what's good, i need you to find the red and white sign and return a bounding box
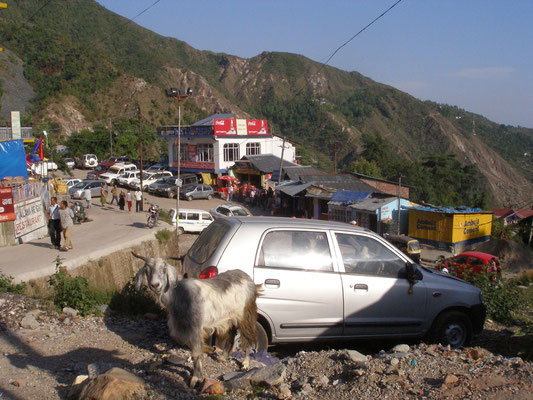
[214,119,269,136]
[187,145,197,161]
[173,160,216,170]
[14,197,45,238]
[0,187,15,222]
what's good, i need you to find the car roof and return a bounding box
[456,251,498,261]
[222,216,371,232]
[179,209,210,213]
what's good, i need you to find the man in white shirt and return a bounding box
[47,197,61,249]
[84,188,92,209]
[134,189,143,212]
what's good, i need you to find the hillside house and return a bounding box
[157,114,296,177]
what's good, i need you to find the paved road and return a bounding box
[0,168,239,283]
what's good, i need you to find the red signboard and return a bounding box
[213,119,268,136]
[187,145,197,161]
[246,119,268,135]
[173,161,216,170]
[0,187,15,222]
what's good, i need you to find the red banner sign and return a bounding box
[213,119,268,136]
[0,187,15,222]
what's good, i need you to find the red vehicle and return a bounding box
[438,251,502,281]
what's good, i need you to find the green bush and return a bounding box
[48,257,97,316]
[0,272,26,294]
[108,279,163,316]
[155,228,172,243]
[158,209,172,225]
[472,274,525,324]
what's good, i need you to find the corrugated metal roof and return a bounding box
[278,182,314,196]
[329,191,372,206]
[348,196,397,212]
[283,166,326,181]
[239,154,298,173]
[192,113,236,126]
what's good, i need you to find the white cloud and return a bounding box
[451,67,515,79]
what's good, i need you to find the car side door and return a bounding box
[333,232,427,337]
[253,229,343,340]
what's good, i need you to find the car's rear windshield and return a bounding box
[188,220,230,264]
[72,182,86,188]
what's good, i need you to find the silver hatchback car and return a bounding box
[183,217,486,350]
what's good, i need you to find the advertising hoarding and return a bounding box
[0,187,15,222]
[214,119,268,136]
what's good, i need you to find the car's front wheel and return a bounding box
[206,194,213,200]
[167,191,175,199]
[429,310,472,349]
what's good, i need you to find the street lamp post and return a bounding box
[165,88,192,235]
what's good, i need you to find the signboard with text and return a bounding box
[0,187,15,222]
[172,160,215,170]
[213,119,269,136]
[14,197,45,238]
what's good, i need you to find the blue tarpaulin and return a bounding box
[0,140,29,180]
[330,191,372,206]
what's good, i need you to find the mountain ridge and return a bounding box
[0,0,532,207]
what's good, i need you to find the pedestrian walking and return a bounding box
[227,185,233,202]
[126,190,132,212]
[100,184,107,207]
[58,200,74,251]
[83,187,91,209]
[134,188,143,212]
[47,197,61,249]
[110,185,118,205]
[119,190,125,211]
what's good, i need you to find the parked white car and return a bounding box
[129,171,173,190]
[64,178,82,189]
[169,208,214,234]
[99,163,137,185]
[117,170,141,187]
[78,154,98,169]
[64,158,76,169]
[210,204,250,219]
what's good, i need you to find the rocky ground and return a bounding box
[1,292,532,400]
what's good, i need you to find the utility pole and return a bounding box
[109,118,113,156]
[277,136,286,184]
[0,3,6,53]
[137,105,144,212]
[397,175,402,235]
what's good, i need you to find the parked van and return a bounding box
[169,208,214,234]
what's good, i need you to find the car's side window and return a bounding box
[189,213,200,221]
[453,256,468,265]
[202,213,213,221]
[257,230,332,271]
[335,233,405,278]
[218,207,230,216]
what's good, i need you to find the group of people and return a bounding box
[47,196,75,251]
[226,183,275,210]
[98,184,143,212]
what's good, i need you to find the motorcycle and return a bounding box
[71,201,86,224]
[147,204,159,228]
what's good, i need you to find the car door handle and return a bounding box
[350,283,368,291]
[265,279,280,288]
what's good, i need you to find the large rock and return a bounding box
[78,367,145,400]
[343,349,368,363]
[20,314,39,329]
[225,361,287,391]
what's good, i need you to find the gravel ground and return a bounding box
[1,292,532,400]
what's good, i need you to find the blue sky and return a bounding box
[96,0,533,128]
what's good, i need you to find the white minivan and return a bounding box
[169,208,214,234]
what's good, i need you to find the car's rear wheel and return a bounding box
[429,310,472,349]
[177,227,185,235]
[207,194,213,200]
[233,321,269,352]
[168,191,175,199]
[186,195,192,201]
[111,179,117,186]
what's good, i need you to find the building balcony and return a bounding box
[0,127,35,142]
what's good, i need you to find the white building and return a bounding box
[158,114,296,175]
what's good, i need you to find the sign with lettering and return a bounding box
[14,197,45,238]
[173,160,216,170]
[213,119,269,136]
[0,187,15,222]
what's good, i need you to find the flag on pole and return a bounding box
[38,135,44,160]
[31,136,41,154]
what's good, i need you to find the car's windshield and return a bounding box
[94,165,106,172]
[188,221,230,264]
[108,167,120,173]
[72,182,86,188]
[232,208,248,216]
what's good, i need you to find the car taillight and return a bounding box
[199,266,218,279]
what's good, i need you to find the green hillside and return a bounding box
[1,0,532,207]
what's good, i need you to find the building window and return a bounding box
[246,142,261,155]
[197,143,214,162]
[173,143,188,161]
[328,206,350,223]
[223,143,240,162]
